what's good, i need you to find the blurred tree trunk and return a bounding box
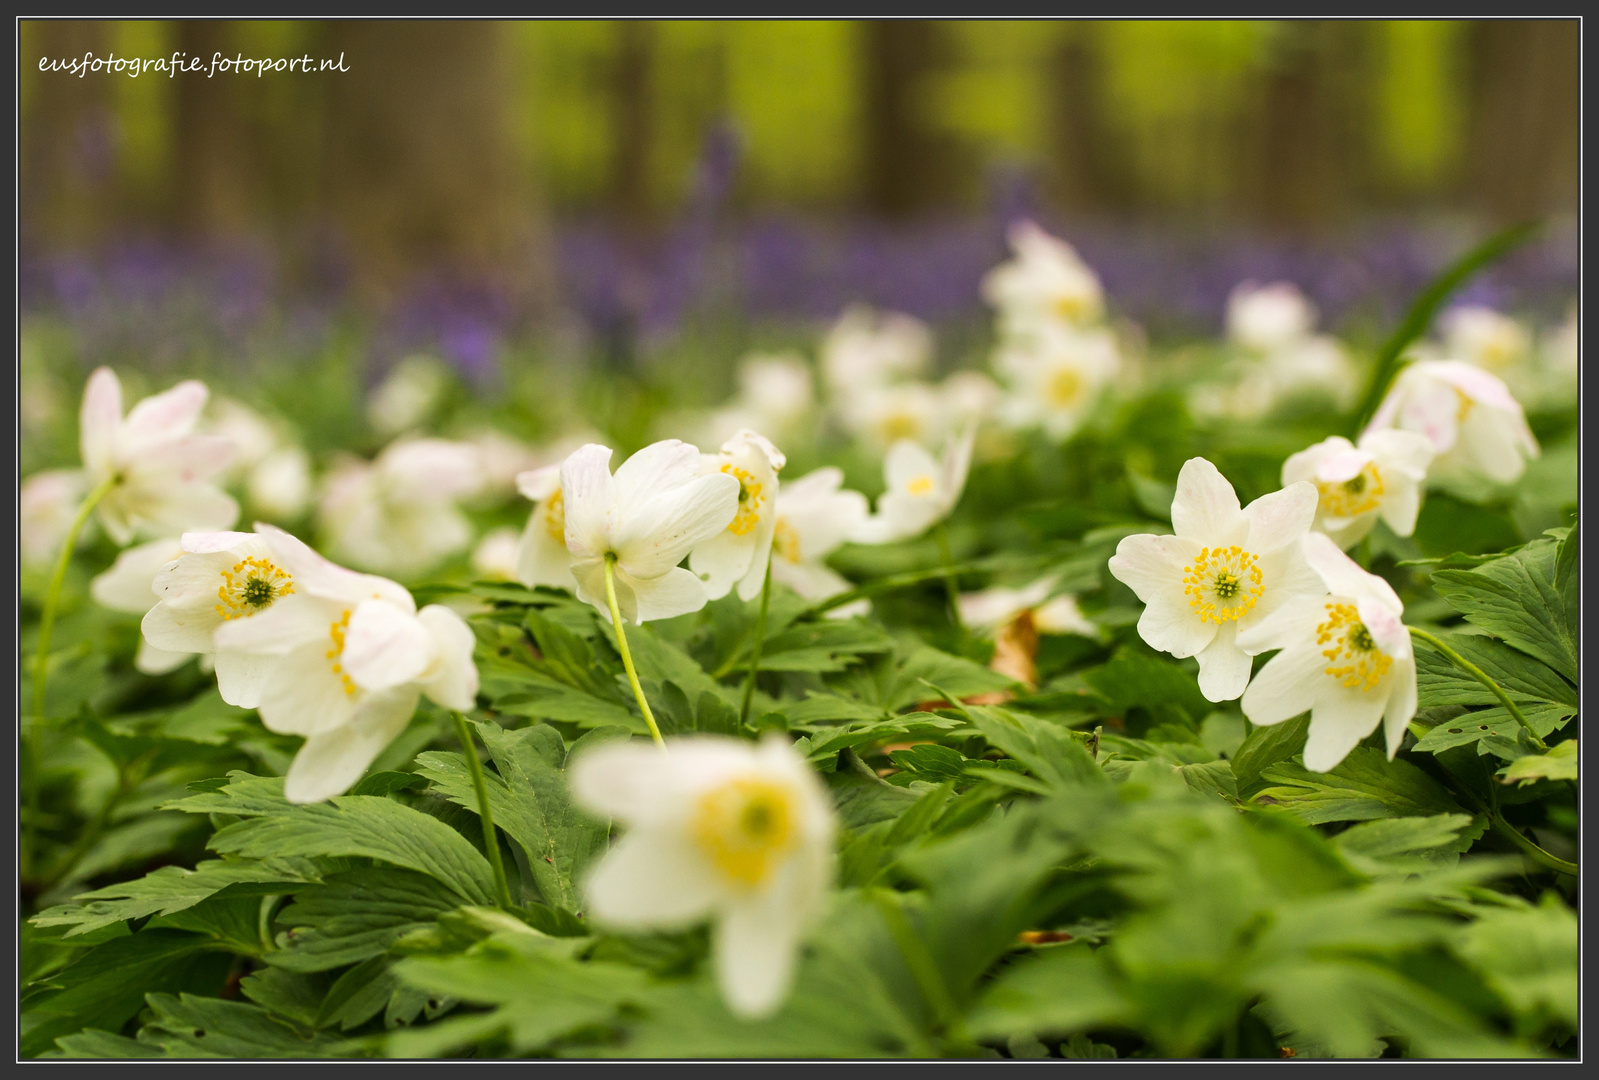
[1047,22,1136,217]
[20,20,119,248]
[860,20,959,217]
[171,21,257,242]
[611,20,657,227]
[1465,19,1579,222]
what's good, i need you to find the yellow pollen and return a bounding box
[543,488,567,544]
[1455,389,1476,423]
[1316,602,1391,692]
[721,464,766,536]
[880,413,921,442]
[1181,545,1266,624]
[692,776,797,888]
[772,518,802,563]
[213,556,293,622]
[1053,293,1089,321]
[326,609,356,696]
[1316,462,1385,518]
[1046,366,1085,407]
[907,475,935,496]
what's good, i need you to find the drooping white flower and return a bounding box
[766,467,870,606]
[471,527,522,582]
[1365,359,1540,484]
[367,355,450,437]
[835,380,946,450]
[20,469,92,568]
[1107,458,1323,702]
[981,220,1105,335]
[559,441,740,624]
[1239,532,1416,772]
[318,437,483,577]
[994,324,1121,441]
[1441,306,1532,374]
[211,526,478,803]
[570,734,836,1020]
[820,305,932,396]
[958,577,1098,639]
[690,431,787,602]
[248,446,314,521]
[1281,430,1436,549]
[1226,281,1317,353]
[513,465,574,590]
[91,537,193,675]
[851,424,977,545]
[77,367,240,545]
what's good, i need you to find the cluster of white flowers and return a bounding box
[1191,281,1358,422]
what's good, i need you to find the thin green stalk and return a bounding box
[603,555,666,748]
[25,472,117,879]
[933,521,964,635]
[1408,627,1547,750]
[739,559,774,727]
[871,888,959,1031]
[1487,809,1577,877]
[453,712,516,910]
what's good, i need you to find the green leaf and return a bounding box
[1414,633,1576,708]
[1332,814,1484,874]
[1080,647,1210,724]
[757,618,895,673]
[239,966,332,1031]
[1431,536,1578,683]
[1411,494,1523,559]
[967,707,1105,793]
[1497,740,1577,786]
[1226,714,1311,794]
[1454,894,1577,1037]
[1411,703,1574,757]
[136,992,344,1057]
[1253,748,1461,823]
[271,868,463,973]
[45,1029,165,1058]
[966,947,1126,1041]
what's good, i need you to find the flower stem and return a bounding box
[1407,626,1547,751]
[453,712,516,910]
[1487,808,1577,877]
[603,556,666,748]
[739,560,774,727]
[25,472,117,880]
[933,521,965,636]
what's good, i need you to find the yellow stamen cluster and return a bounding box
[1046,366,1085,407]
[880,413,922,442]
[1182,546,1265,624]
[214,556,293,621]
[1317,602,1391,692]
[692,776,797,888]
[1455,389,1476,423]
[721,464,766,536]
[906,474,935,496]
[1053,293,1089,321]
[1316,463,1385,518]
[543,488,567,544]
[326,609,356,696]
[772,518,802,563]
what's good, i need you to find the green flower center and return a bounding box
[1212,571,1241,600]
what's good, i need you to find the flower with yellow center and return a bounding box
[691,431,787,603]
[820,304,933,397]
[1281,431,1434,550]
[764,467,871,614]
[851,424,977,545]
[1107,458,1323,702]
[1240,532,1415,773]
[570,734,836,1020]
[512,465,577,590]
[980,220,1105,335]
[993,323,1120,441]
[1366,359,1539,484]
[836,381,944,451]
[1442,305,1531,373]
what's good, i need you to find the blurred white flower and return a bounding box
[994,324,1120,440]
[1365,359,1539,484]
[208,399,280,474]
[1541,309,1578,383]
[735,353,816,437]
[91,537,193,675]
[836,380,945,451]
[1441,306,1532,373]
[939,370,1003,428]
[571,734,835,1020]
[212,526,477,803]
[248,446,314,521]
[1282,431,1435,550]
[821,305,932,396]
[1259,335,1359,407]
[981,220,1105,335]
[690,431,787,603]
[958,578,1098,639]
[1226,281,1317,353]
[467,429,544,497]
[851,424,976,545]
[1239,532,1416,773]
[20,469,92,568]
[513,465,574,591]
[78,367,239,545]
[559,441,739,625]
[767,467,869,605]
[367,355,449,437]
[318,437,483,577]
[471,527,522,582]
[1107,458,1322,702]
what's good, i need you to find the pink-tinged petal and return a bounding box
[1106,533,1196,603]
[582,827,722,928]
[256,639,358,737]
[1303,681,1387,772]
[1428,360,1520,411]
[1381,657,1417,759]
[612,439,704,510]
[213,648,275,710]
[1195,624,1251,702]
[124,434,238,484]
[627,565,712,624]
[180,530,257,554]
[79,367,123,474]
[129,482,241,540]
[1136,598,1215,659]
[120,379,209,452]
[1240,644,1323,726]
[214,594,338,656]
[560,444,618,559]
[1313,447,1370,485]
[416,605,479,711]
[1396,380,1461,453]
[341,600,434,691]
[283,687,418,803]
[515,464,561,502]
[1357,596,1408,655]
[1243,482,1318,555]
[1301,532,1389,607]
[615,472,740,579]
[1170,458,1246,545]
[1281,437,1346,488]
[715,883,808,1019]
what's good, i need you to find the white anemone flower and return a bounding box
[736,353,816,438]
[20,469,92,568]
[767,467,870,605]
[958,578,1098,639]
[1281,431,1436,550]
[248,446,314,521]
[981,220,1105,334]
[91,537,193,675]
[939,370,1003,428]
[211,526,478,803]
[836,380,945,450]
[513,464,574,590]
[1107,458,1323,702]
[1440,306,1532,374]
[559,441,740,624]
[1226,281,1317,353]
[851,424,977,545]
[1239,532,1416,772]
[820,305,933,396]
[471,527,522,582]
[367,355,449,437]
[78,367,240,545]
[690,431,787,602]
[994,324,1120,440]
[318,437,483,577]
[570,734,836,1020]
[1365,359,1539,484]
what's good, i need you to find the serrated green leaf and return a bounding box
[1411,703,1574,756]
[136,992,344,1057]
[271,869,463,973]
[1414,633,1576,708]
[1497,740,1577,786]
[1431,537,1577,683]
[966,947,1125,1041]
[967,706,1105,793]
[1253,748,1460,823]
[45,1029,165,1058]
[1332,814,1483,874]
[1081,647,1210,723]
[1454,894,1577,1038]
[1230,715,1312,794]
